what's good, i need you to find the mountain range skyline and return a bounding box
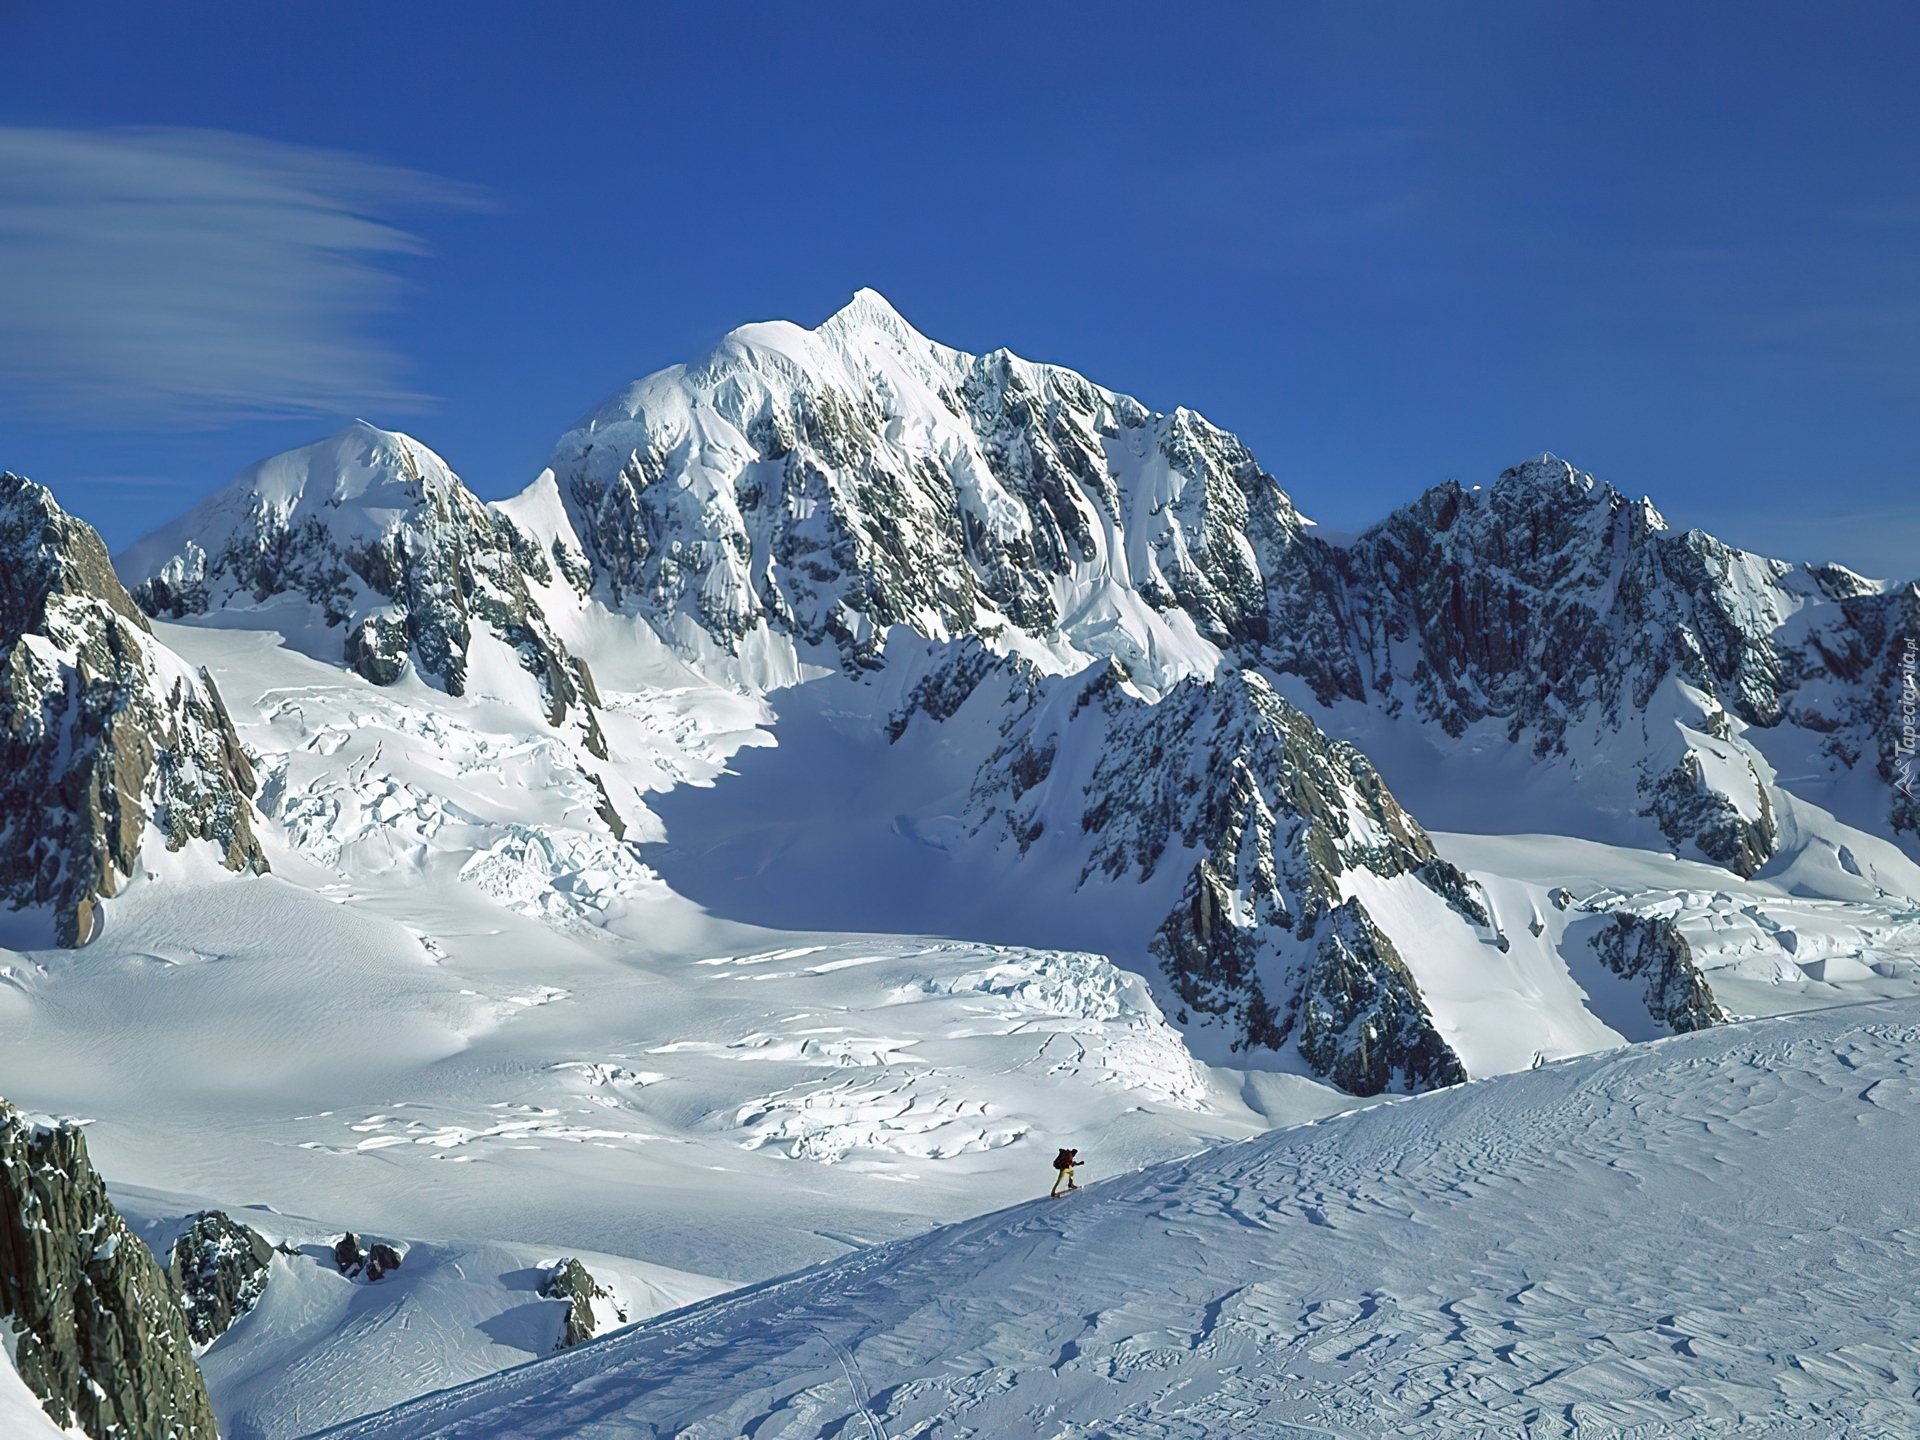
[3,4,1916,577]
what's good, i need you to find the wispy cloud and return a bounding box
[0,127,488,426]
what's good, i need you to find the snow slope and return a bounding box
[0,608,1330,1435]
[0,1359,78,1440]
[108,1186,723,1440]
[645,664,1920,1063]
[332,999,1920,1439]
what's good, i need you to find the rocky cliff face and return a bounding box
[1780,578,1920,838]
[0,473,266,946]
[118,422,606,749]
[1588,913,1727,1033]
[0,1100,218,1439]
[958,658,1480,1094]
[1309,456,1817,872]
[539,1258,626,1351]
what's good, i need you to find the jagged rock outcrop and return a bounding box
[539,1257,625,1350]
[1590,912,1728,1033]
[0,1100,218,1439]
[331,1232,403,1281]
[963,660,1476,1093]
[1294,901,1466,1094]
[1330,459,1790,742]
[1318,456,1810,870]
[1788,578,1920,837]
[117,423,607,751]
[1288,455,1920,867]
[167,1210,273,1345]
[0,473,266,946]
[885,637,1039,742]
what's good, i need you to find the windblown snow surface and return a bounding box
[330,1000,1920,1439]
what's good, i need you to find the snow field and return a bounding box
[0,1357,81,1440]
[330,1000,1920,1439]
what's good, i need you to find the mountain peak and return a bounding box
[236,420,453,515]
[115,423,463,586]
[1496,453,1595,498]
[827,286,916,334]
[0,470,152,639]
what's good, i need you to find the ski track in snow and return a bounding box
[332,1002,1920,1439]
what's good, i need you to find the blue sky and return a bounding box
[0,2,1915,573]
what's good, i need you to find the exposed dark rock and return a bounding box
[366,1243,403,1281]
[1791,581,1920,839]
[1641,744,1776,877]
[331,1232,403,1282]
[1415,856,1505,946]
[885,638,1036,742]
[344,611,411,686]
[1295,901,1469,1095]
[0,473,266,947]
[1590,912,1728,1033]
[167,1209,274,1345]
[539,1257,624,1350]
[0,1099,218,1439]
[972,664,1470,1092]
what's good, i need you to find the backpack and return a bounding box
[1053,1149,1076,1170]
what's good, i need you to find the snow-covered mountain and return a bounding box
[118,421,608,756]
[527,287,1291,690]
[510,296,1919,879]
[1311,454,1920,874]
[107,293,1920,1085]
[5,288,1920,1437]
[112,298,1920,886]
